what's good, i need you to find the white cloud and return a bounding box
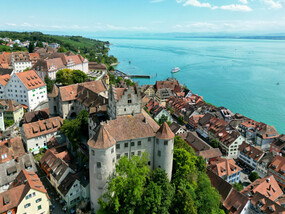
[263,0,282,8]
[177,0,212,8]
[239,0,248,4]
[219,4,252,11]
[150,0,164,3]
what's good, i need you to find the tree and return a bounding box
[56,69,73,86]
[174,136,196,155]
[210,139,219,148]
[108,65,114,71]
[58,46,67,53]
[158,114,169,125]
[28,42,34,53]
[71,70,87,84]
[37,41,44,48]
[233,181,244,191]
[4,119,14,128]
[178,115,184,123]
[45,75,53,93]
[98,153,150,213]
[249,171,259,182]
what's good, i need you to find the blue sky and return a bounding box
[1,0,285,35]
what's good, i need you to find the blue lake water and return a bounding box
[97,37,285,133]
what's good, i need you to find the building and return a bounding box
[255,124,279,150]
[155,88,173,107]
[238,142,264,170]
[241,175,283,201]
[0,137,25,164]
[155,79,180,92]
[141,85,155,97]
[0,99,24,123]
[197,148,222,164]
[207,157,242,184]
[23,108,49,124]
[48,43,60,48]
[0,170,50,214]
[4,70,47,110]
[169,122,185,135]
[145,99,172,124]
[218,130,244,158]
[268,155,285,191]
[88,62,107,73]
[88,84,175,212]
[21,117,63,154]
[196,113,214,138]
[188,114,204,130]
[0,74,11,99]
[48,80,107,119]
[256,152,275,178]
[11,52,32,73]
[207,169,250,214]
[270,134,285,156]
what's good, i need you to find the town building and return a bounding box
[0,170,50,214]
[188,114,204,130]
[256,152,275,178]
[238,142,264,170]
[88,84,175,212]
[141,85,155,97]
[268,155,285,191]
[241,175,283,201]
[196,113,214,138]
[88,62,107,73]
[207,157,242,184]
[169,122,185,135]
[23,108,49,124]
[11,52,32,73]
[255,124,279,150]
[145,99,172,124]
[0,99,24,123]
[4,70,47,110]
[0,74,11,99]
[21,117,63,154]
[155,88,173,107]
[250,192,285,213]
[218,130,244,158]
[270,134,285,156]
[48,80,107,119]
[155,79,180,92]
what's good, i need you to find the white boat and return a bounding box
[171,67,180,73]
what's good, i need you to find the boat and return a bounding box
[277,82,280,85]
[171,67,180,73]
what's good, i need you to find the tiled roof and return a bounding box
[271,134,285,150]
[238,142,264,162]
[155,79,179,91]
[22,116,63,139]
[184,132,211,151]
[88,124,116,149]
[156,122,175,140]
[89,62,107,70]
[0,74,11,86]
[268,155,285,178]
[169,122,182,134]
[23,108,49,124]
[241,175,283,201]
[0,99,22,112]
[251,192,285,214]
[16,70,45,90]
[12,52,31,62]
[0,137,25,164]
[47,84,59,98]
[208,157,242,177]
[197,148,222,160]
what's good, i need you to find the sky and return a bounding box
[1,0,285,36]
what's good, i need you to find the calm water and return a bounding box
[98,37,285,133]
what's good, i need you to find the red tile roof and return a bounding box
[208,157,242,177]
[0,137,25,164]
[156,122,175,140]
[238,142,264,162]
[88,124,116,149]
[0,74,11,86]
[16,70,45,90]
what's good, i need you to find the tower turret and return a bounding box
[155,122,175,181]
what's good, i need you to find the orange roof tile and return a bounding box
[0,74,11,86]
[16,70,45,90]
[156,122,175,140]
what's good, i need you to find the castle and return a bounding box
[88,85,175,212]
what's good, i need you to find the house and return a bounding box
[0,170,50,214]
[155,88,173,107]
[207,117,228,141]
[48,43,60,48]
[241,175,283,201]
[0,112,4,131]
[197,148,222,164]
[23,108,49,124]
[196,113,214,138]
[29,53,40,65]
[21,117,63,154]
[255,123,279,150]
[88,84,175,212]
[0,74,11,99]
[250,192,285,213]
[182,132,212,152]
[88,62,107,73]
[207,157,242,184]
[218,130,244,158]
[169,122,185,135]
[48,80,108,119]
[238,142,264,170]
[256,152,275,178]
[0,137,25,164]
[268,155,285,191]
[155,79,180,92]
[58,171,90,209]
[145,99,172,124]
[270,134,285,156]
[11,52,32,73]
[4,70,47,110]
[207,169,250,214]
[141,85,155,97]
[220,107,234,122]
[188,114,204,130]
[0,153,37,193]
[0,99,24,123]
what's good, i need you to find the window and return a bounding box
[113,158,115,163]
[138,151,141,156]
[131,142,135,146]
[128,99,132,104]
[131,152,135,156]
[32,192,36,197]
[92,150,95,156]
[148,137,151,142]
[158,150,161,157]
[156,139,159,144]
[116,154,120,159]
[24,203,31,208]
[148,161,151,166]
[97,162,101,168]
[36,198,42,203]
[37,205,42,210]
[164,141,168,145]
[116,144,120,149]
[124,143,128,148]
[124,108,126,112]
[111,148,114,153]
[138,141,141,146]
[125,153,128,157]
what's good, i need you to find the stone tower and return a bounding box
[155,122,175,181]
[88,124,116,212]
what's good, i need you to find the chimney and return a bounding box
[267,178,270,183]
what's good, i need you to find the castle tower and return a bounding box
[88,124,116,212]
[155,122,175,181]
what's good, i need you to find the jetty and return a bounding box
[115,70,151,79]
[128,74,150,78]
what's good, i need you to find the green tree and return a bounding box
[233,181,244,191]
[37,41,44,48]
[28,42,34,53]
[174,136,196,155]
[56,69,73,86]
[210,139,219,148]
[71,70,87,84]
[4,119,14,128]
[44,75,54,93]
[249,171,259,182]
[57,46,67,53]
[98,153,150,213]
[142,181,162,214]
[108,65,114,71]
[178,115,184,123]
